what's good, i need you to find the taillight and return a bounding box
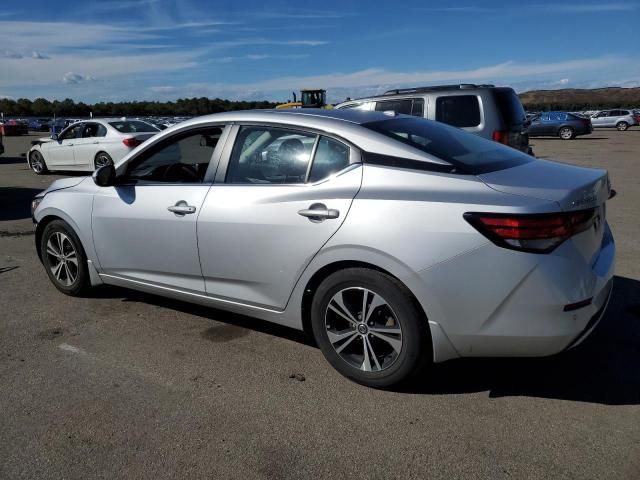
[492,130,509,144]
[464,209,596,253]
[122,137,142,148]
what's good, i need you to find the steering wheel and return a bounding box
[162,163,199,182]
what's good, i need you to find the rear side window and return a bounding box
[493,89,526,126]
[109,120,159,133]
[363,117,533,175]
[435,95,481,127]
[375,99,412,115]
[308,137,350,183]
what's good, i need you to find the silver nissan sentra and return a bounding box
[31,109,615,388]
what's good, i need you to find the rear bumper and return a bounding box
[415,222,616,359]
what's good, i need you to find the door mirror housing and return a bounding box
[92,164,117,187]
[50,133,59,141]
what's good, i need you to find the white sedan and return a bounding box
[27,119,159,174]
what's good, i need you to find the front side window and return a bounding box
[435,95,481,128]
[124,127,223,183]
[59,124,83,141]
[226,126,316,184]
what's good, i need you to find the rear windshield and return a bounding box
[493,89,526,126]
[363,116,533,174]
[108,120,159,133]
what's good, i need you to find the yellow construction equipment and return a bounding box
[276,89,332,109]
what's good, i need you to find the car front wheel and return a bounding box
[311,268,431,388]
[94,152,113,169]
[616,121,629,131]
[40,220,90,296]
[30,151,49,175]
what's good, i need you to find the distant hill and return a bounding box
[519,87,640,111]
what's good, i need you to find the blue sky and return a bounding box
[1,0,639,103]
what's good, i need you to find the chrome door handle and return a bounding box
[298,203,339,222]
[168,201,196,215]
[92,141,99,144]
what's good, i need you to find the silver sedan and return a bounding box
[31,109,615,388]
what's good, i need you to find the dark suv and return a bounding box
[334,84,531,154]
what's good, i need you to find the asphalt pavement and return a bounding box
[1,130,639,479]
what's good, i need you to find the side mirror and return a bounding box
[92,164,116,187]
[50,133,59,141]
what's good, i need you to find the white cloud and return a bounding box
[558,78,569,85]
[31,51,50,60]
[63,72,96,84]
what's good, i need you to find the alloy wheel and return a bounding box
[324,287,403,372]
[31,152,44,173]
[559,127,573,140]
[45,232,79,287]
[95,154,113,168]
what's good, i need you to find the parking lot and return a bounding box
[1,131,639,479]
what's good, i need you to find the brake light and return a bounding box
[492,130,509,144]
[122,137,142,148]
[464,209,596,253]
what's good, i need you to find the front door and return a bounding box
[92,126,228,293]
[197,125,362,310]
[46,123,82,167]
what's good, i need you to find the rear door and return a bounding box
[72,122,107,169]
[197,124,362,310]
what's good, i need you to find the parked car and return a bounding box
[528,112,593,140]
[28,118,52,132]
[31,109,615,388]
[27,119,160,174]
[590,109,637,131]
[335,84,532,154]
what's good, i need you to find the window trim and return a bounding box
[215,123,361,186]
[117,125,230,186]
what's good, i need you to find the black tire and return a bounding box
[94,152,113,169]
[40,220,90,296]
[616,121,629,131]
[558,126,575,140]
[29,150,49,175]
[311,268,431,388]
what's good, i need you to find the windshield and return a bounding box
[363,116,533,174]
[108,120,159,133]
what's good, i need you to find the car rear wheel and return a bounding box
[94,152,113,169]
[558,127,574,140]
[40,220,90,296]
[616,121,629,131]
[310,268,431,388]
[29,151,48,175]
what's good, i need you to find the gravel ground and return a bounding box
[1,130,639,479]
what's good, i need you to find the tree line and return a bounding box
[522,101,638,112]
[0,97,278,117]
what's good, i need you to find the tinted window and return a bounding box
[82,123,107,138]
[375,99,413,115]
[226,126,315,184]
[59,124,83,140]
[125,128,222,183]
[109,120,159,133]
[411,99,425,117]
[308,136,350,183]
[493,89,526,126]
[435,95,481,127]
[363,117,533,174]
[549,112,567,121]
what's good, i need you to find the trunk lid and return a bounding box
[477,159,609,212]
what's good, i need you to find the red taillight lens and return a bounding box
[492,130,508,144]
[464,209,596,253]
[122,137,142,148]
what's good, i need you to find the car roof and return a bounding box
[118,109,452,167]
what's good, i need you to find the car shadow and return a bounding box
[0,155,27,165]
[0,187,46,221]
[86,275,639,405]
[403,275,640,405]
[530,136,607,141]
